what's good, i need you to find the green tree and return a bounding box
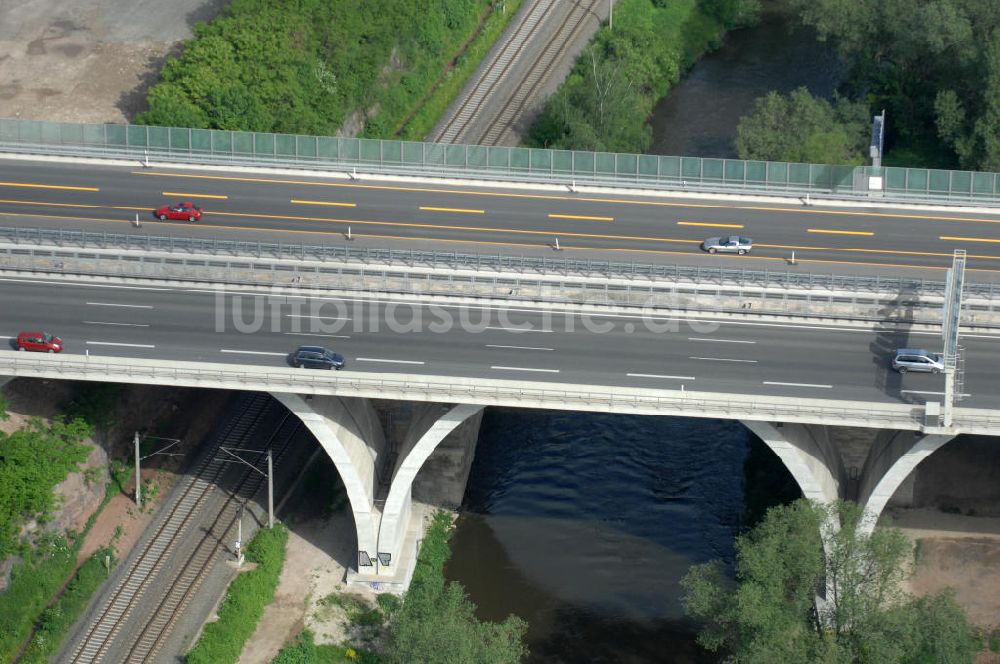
[735,87,868,164]
[385,512,528,664]
[681,499,980,664]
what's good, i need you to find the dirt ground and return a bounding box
[0,0,225,124]
[890,507,1000,630]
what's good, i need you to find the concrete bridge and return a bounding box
[2,352,995,588]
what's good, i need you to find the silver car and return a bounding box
[702,235,752,255]
[891,348,944,374]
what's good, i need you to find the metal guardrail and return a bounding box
[3,117,1000,206]
[0,241,983,325]
[0,355,940,431]
[0,225,983,296]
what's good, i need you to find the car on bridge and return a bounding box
[288,346,346,370]
[15,331,62,353]
[892,348,944,374]
[153,201,202,222]
[701,235,753,255]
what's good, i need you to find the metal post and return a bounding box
[609,0,613,29]
[134,432,141,508]
[267,449,274,529]
[236,506,244,566]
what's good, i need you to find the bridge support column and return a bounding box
[376,404,484,581]
[275,393,484,589]
[271,393,386,571]
[856,430,955,536]
[742,421,844,505]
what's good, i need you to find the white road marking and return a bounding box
[689,356,757,363]
[0,278,171,291]
[485,344,554,351]
[86,302,154,309]
[687,337,756,344]
[284,314,351,320]
[900,389,972,397]
[282,332,350,339]
[627,373,696,380]
[83,321,150,327]
[86,341,155,348]
[355,357,425,365]
[220,349,287,356]
[484,326,553,333]
[763,381,833,389]
[490,365,560,373]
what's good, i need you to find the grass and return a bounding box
[396,0,525,140]
[185,523,288,664]
[16,547,116,664]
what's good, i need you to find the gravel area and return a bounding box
[0,0,225,123]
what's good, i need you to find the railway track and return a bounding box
[431,0,604,146]
[64,394,297,664]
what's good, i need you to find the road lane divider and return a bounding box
[490,365,559,373]
[282,332,351,339]
[419,206,485,214]
[939,235,1000,244]
[291,199,357,207]
[86,341,155,348]
[689,356,757,363]
[808,229,874,236]
[83,321,150,327]
[220,349,287,356]
[626,373,696,380]
[87,302,154,309]
[484,326,553,333]
[677,221,744,228]
[762,381,833,389]
[355,357,425,365]
[163,192,228,199]
[687,337,756,344]
[548,213,613,222]
[0,181,99,191]
[485,344,554,351]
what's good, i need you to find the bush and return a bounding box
[0,417,92,558]
[527,0,737,153]
[384,511,528,664]
[186,523,289,664]
[63,383,123,432]
[137,0,504,140]
[0,535,79,663]
[17,547,116,664]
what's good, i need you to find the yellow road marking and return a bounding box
[11,209,1000,273]
[419,206,485,214]
[807,229,874,236]
[677,221,744,229]
[291,199,357,207]
[548,213,614,221]
[129,170,1000,225]
[162,192,228,200]
[939,235,1000,244]
[0,181,99,192]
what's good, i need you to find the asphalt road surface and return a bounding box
[2,159,1000,280]
[1,277,996,408]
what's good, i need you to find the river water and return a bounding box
[443,6,841,662]
[445,410,754,663]
[648,4,844,158]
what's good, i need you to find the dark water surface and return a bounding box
[445,409,751,663]
[648,5,844,158]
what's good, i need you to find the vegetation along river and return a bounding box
[648,3,844,158]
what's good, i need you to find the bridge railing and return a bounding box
[0,224,980,295]
[7,234,1000,326]
[2,118,1000,206]
[0,354,952,431]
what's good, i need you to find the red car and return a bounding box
[154,201,202,222]
[16,331,62,353]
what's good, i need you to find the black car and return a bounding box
[289,346,346,370]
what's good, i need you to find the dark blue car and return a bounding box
[289,346,346,370]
